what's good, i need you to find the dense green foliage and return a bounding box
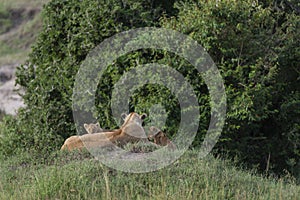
[161,0,300,177]
[0,151,299,199]
[0,0,299,180]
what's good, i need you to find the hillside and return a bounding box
[0,150,299,199]
[0,0,47,115]
[0,1,299,199]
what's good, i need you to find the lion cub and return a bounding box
[84,122,103,134]
[148,126,176,150]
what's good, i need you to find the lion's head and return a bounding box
[84,122,103,134]
[121,112,147,128]
[148,126,176,149]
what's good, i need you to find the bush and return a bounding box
[0,114,63,160]
[161,0,300,177]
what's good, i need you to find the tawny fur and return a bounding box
[84,122,103,134]
[84,122,117,134]
[148,126,177,150]
[61,112,147,151]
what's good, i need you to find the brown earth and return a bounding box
[0,64,24,115]
[0,1,46,116]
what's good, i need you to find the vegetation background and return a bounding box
[0,0,299,199]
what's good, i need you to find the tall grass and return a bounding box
[0,150,299,200]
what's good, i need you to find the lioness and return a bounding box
[61,112,147,151]
[148,126,177,150]
[105,112,148,145]
[60,122,105,151]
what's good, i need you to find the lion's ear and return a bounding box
[84,123,88,130]
[150,126,160,135]
[140,113,147,120]
[121,113,128,120]
[96,122,100,127]
[149,126,156,132]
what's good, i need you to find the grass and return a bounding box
[0,0,47,9]
[0,150,299,200]
[0,0,48,66]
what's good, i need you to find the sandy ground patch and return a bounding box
[0,64,24,115]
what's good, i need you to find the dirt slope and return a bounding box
[0,0,47,115]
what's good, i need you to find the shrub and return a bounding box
[161,0,300,176]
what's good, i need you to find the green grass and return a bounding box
[0,0,48,66]
[0,0,47,9]
[0,150,299,200]
[0,7,12,35]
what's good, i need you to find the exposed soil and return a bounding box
[0,64,24,115]
[0,5,43,116]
